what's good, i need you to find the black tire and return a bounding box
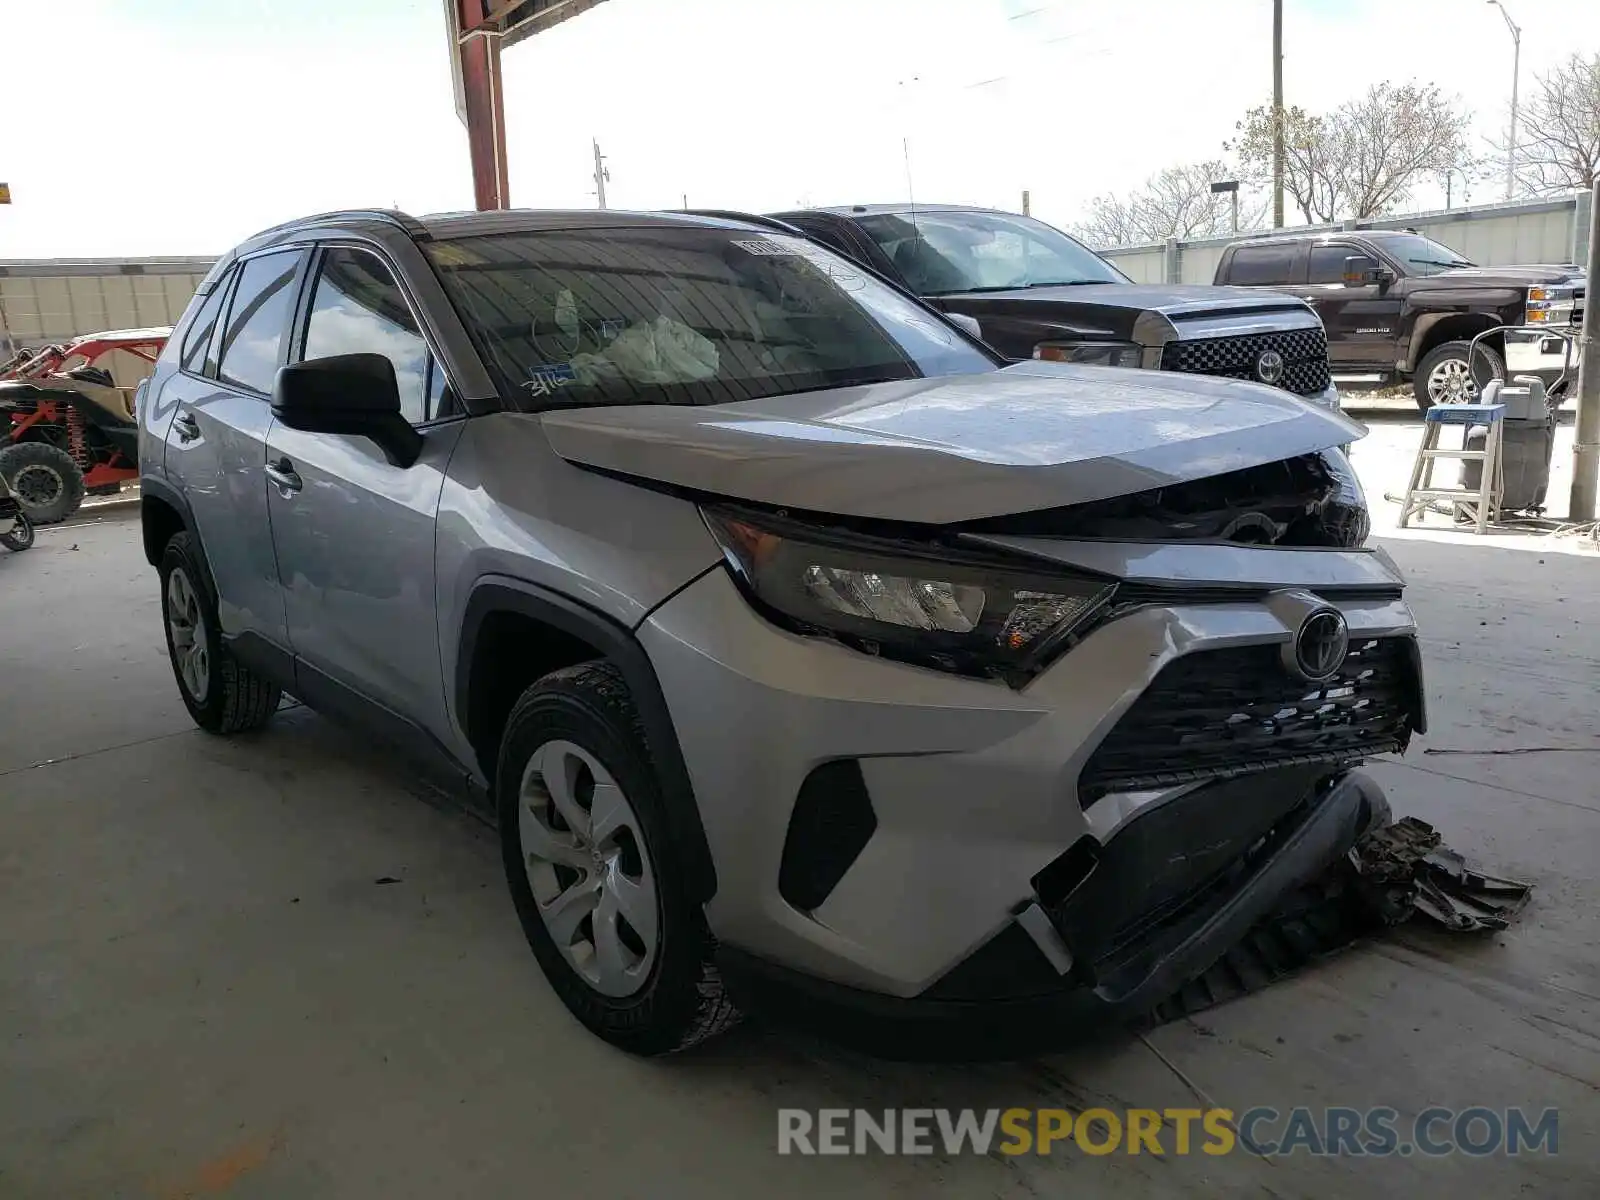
[1413,339,1504,413]
[158,531,281,734]
[497,661,739,1055]
[0,441,85,525]
[1,512,33,551]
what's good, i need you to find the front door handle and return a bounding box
[174,412,200,443]
[265,457,303,496]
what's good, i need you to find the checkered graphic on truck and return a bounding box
[1160,328,1332,397]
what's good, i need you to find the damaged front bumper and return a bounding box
[642,539,1424,1018]
[718,768,1392,1049]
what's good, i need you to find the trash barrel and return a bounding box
[1463,377,1557,513]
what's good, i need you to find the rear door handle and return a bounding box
[174,412,200,443]
[265,457,302,495]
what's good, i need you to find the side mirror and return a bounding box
[1343,257,1390,289]
[272,353,421,468]
[945,312,984,340]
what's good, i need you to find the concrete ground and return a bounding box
[2,421,1597,1198]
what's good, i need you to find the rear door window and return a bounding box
[1225,244,1301,286]
[216,250,306,394]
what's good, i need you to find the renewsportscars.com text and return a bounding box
[777,1106,1559,1158]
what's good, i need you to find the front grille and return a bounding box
[1161,327,1332,397]
[1078,637,1418,804]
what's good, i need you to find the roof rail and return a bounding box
[246,208,432,244]
[678,209,806,235]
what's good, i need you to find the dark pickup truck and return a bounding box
[724,204,1343,415]
[1212,229,1586,412]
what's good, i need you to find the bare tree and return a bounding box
[1487,52,1600,195]
[1072,160,1264,248]
[1232,83,1471,223]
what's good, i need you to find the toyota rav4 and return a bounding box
[139,208,1423,1055]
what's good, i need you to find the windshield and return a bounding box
[425,226,994,410]
[1373,233,1475,275]
[852,209,1128,295]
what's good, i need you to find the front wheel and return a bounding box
[1,512,33,551]
[497,661,739,1055]
[1414,340,1504,413]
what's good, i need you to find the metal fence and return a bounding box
[1099,192,1592,286]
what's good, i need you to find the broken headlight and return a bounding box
[703,508,1116,683]
[1318,446,1371,548]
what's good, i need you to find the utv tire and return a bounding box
[0,441,85,525]
[497,661,739,1055]
[1414,339,1504,413]
[158,531,281,734]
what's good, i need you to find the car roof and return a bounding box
[1231,229,1421,247]
[240,207,779,253]
[418,207,772,239]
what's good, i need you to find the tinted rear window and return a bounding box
[1225,244,1299,286]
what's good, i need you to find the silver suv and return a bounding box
[139,208,1424,1055]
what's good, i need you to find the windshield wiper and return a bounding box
[1414,258,1473,269]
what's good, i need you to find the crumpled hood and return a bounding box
[539,361,1362,524]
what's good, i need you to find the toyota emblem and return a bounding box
[1291,610,1350,682]
[1255,349,1286,386]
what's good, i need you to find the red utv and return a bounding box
[0,327,168,523]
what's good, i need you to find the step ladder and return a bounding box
[1398,403,1506,535]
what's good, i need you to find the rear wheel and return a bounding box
[0,441,85,525]
[1414,340,1504,413]
[159,531,281,733]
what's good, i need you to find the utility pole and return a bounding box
[1272,0,1284,228]
[1569,178,1600,521]
[1022,189,1031,216]
[591,138,609,210]
[1489,0,1521,200]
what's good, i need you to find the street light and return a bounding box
[1487,0,1521,201]
[1210,179,1240,233]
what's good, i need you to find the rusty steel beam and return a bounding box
[456,1,510,210]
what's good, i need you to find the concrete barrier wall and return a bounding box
[0,257,216,349]
[1,193,1588,346]
[1100,193,1590,286]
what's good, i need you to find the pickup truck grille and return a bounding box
[1078,636,1418,804]
[1161,328,1332,397]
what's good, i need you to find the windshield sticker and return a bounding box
[523,363,577,397]
[732,239,798,256]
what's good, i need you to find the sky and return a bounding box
[3,0,1598,259]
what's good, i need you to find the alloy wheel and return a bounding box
[1426,357,1476,405]
[166,566,211,702]
[518,738,660,998]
